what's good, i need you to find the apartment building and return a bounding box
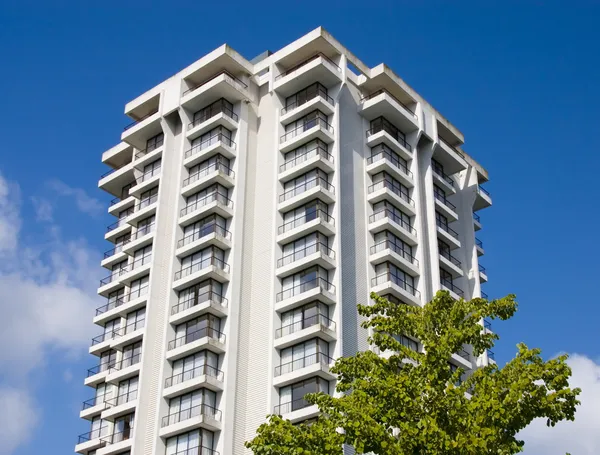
[75,27,493,455]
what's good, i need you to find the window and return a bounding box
[182,215,226,241]
[174,314,221,345]
[436,211,449,230]
[122,341,142,368]
[193,98,234,125]
[100,350,117,372]
[176,279,224,314]
[125,308,145,334]
[180,246,225,277]
[372,171,410,202]
[192,126,232,149]
[169,351,220,387]
[114,233,130,254]
[283,169,328,197]
[139,186,158,209]
[374,262,416,294]
[369,144,407,173]
[440,268,454,286]
[281,232,329,265]
[372,201,412,231]
[281,266,329,297]
[117,377,138,405]
[129,275,149,299]
[107,288,125,308]
[282,139,330,170]
[185,184,228,210]
[90,415,106,439]
[117,207,134,227]
[394,334,419,352]
[113,413,134,441]
[132,244,152,270]
[373,231,414,263]
[188,154,231,182]
[278,338,330,375]
[142,159,161,180]
[284,83,329,111]
[103,318,121,340]
[167,389,217,424]
[146,133,164,152]
[280,302,329,337]
[369,117,406,145]
[165,429,215,455]
[95,382,110,405]
[281,200,329,232]
[279,377,329,413]
[284,110,328,138]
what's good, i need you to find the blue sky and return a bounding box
[0,2,599,454]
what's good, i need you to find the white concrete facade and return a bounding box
[77,27,493,455]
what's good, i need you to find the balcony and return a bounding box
[98,268,128,296]
[105,354,142,384]
[439,249,463,277]
[118,254,152,285]
[487,349,496,363]
[102,390,138,421]
[89,330,118,356]
[280,88,335,125]
[74,427,108,454]
[84,362,113,387]
[431,167,456,195]
[170,291,228,325]
[181,163,235,197]
[371,273,421,306]
[273,352,335,387]
[122,107,162,150]
[183,134,236,168]
[367,179,416,216]
[366,145,413,188]
[475,238,484,256]
[98,428,134,455]
[159,404,222,438]
[369,240,419,277]
[451,348,473,369]
[276,242,336,277]
[368,209,418,246]
[274,53,342,96]
[278,177,335,212]
[176,225,232,259]
[473,212,482,231]
[441,279,464,300]
[187,103,239,142]
[435,137,467,174]
[436,222,461,249]
[166,328,226,361]
[101,244,128,269]
[366,119,412,160]
[179,192,234,226]
[133,137,164,168]
[129,166,161,198]
[274,314,336,349]
[80,395,110,420]
[474,185,492,211]
[277,209,335,244]
[108,182,136,216]
[105,218,132,242]
[434,193,458,222]
[359,89,419,133]
[99,162,135,198]
[172,256,230,291]
[122,224,155,256]
[279,118,335,153]
[94,286,148,325]
[181,71,251,112]
[163,364,224,399]
[479,264,488,283]
[275,277,336,313]
[274,397,320,423]
[279,144,334,182]
[111,319,145,350]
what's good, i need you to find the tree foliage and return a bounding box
[246,291,580,455]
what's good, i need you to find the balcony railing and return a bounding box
[274,396,315,415]
[436,221,459,239]
[87,360,115,378]
[171,291,228,316]
[77,427,108,444]
[177,225,231,249]
[479,264,486,274]
[99,268,128,286]
[475,238,483,248]
[110,353,142,372]
[481,291,489,299]
[91,330,118,346]
[109,182,136,206]
[106,218,129,233]
[124,109,158,131]
[105,390,138,407]
[487,349,495,360]
[457,348,470,361]
[477,185,490,197]
[180,192,233,218]
[129,223,155,242]
[439,137,465,159]
[484,319,492,331]
[361,88,416,118]
[184,71,247,97]
[280,145,333,173]
[441,279,464,297]
[434,192,457,211]
[280,118,334,143]
[95,286,149,316]
[473,212,481,222]
[183,162,235,187]
[275,52,340,81]
[184,134,236,160]
[282,88,334,115]
[278,209,334,235]
[174,256,230,280]
[279,177,334,202]
[371,273,420,297]
[128,254,152,272]
[369,209,416,237]
[164,364,224,388]
[366,124,412,152]
[432,166,454,187]
[370,240,418,266]
[275,352,333,376]
[275,313,335,338]
[135,166,161,185]
[439,248,461,267]
[82,393,111,410]
[188,103,238,130]
[277,242,335,268]
[100,428,134,445]
[136,193,159,211]
[103,243,127,259]
[367,146,412,179]
[368,179,414,207]
[171,447,219,455]
[161,404,222,427]
[276,277,335,302]
[113,318,145,337]
[168,327,225,350]
[135,137,164,159]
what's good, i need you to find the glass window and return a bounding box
[117,377,138,405]
[279,338,329,374]
[146,133,164,152]
[177,279,224,313]
[192,126,232,149]
[139,186,158,208]
[279,377,329,413]
[175,314,221,344]
[122,341,142,368]
[129,275,149,299]
[165,429,215,455]
[374,262,415,293]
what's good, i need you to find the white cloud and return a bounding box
[47,179,104,217]
[520,354,600,455]
[0,172,102,453]
[0,387,39,455]
[31,196,54,222]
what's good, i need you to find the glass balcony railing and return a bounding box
[370,240,418,266]
[274,352,333,376]
[95,286,149,316]
[171,291,228,316]
[280,118,334,143]
[164,364,223,388]
[441,279,464,297]
[368,179,414,207]
[183,162,234,187]
[277,242,335,268]
[174,256,230,281]
[278,209,334,235]
[275,313,335,338]
[161,404,221,427]
[279,177,334,202]
[276,277,335,302]
[168,327,225,350]
[371,273,420,297]
[184,134,236,160]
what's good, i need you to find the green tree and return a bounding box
[246,291,580,455]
